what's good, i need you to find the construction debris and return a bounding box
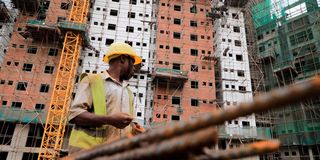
[62,77,320,160]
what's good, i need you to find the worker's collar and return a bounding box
[102,71,128,87]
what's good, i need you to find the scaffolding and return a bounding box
[0,1,10,23]
[58,21,90,46]
[245,9,266,97]
[0,0,319,159]
[209,1,267,149]
[253,0,320,91]
[11,0,39,13]
[224,0,249,7]
[25,20,61,43]
[0,106,46,123]
[251,0,320,158]
[152,68,188,81]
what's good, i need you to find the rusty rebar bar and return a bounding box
[66,77,320,160]
[193,140,280,160]
[95,127,217,160]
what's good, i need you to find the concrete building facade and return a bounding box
[0,0,18,64]
[0,0,154,158]
[0,0,294,159]
[211,2,264,159]
[151,0,216,127]
[0,0,70,159]
[77,0,154,125]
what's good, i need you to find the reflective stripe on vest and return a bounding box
[69,73,134,149]
[90,74,107,115]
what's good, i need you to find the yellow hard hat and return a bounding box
[103,42,142,65]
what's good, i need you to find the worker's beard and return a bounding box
[121,68,134,81]
[124,70,134,80]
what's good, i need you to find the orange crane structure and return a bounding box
[37,0,90,159]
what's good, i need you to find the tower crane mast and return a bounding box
[38,0,90,159]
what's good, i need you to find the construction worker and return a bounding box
[68,42,145,153]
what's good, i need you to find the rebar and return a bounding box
[95,127,217,160]
[65,77,320,160]
[193,140,280,160]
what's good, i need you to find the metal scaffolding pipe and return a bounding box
[96,127,217,160]
[193,140,280,160]
[65,77,320,160]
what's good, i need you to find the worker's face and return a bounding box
[121,56,135,80]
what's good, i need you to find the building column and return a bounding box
[7,124,29,160]
[309,147,314,160]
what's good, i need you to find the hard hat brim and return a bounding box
[104,52,142,65]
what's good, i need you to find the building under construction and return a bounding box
[78,0,154,127]
[252,0,320,159]
[0,0,154,158]
[0,0,17,64]
[0,0,70,159]
[151,0,216,127]
[0,0,319,159]
[212,0,265,156]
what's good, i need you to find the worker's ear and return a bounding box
[120,55,126,64]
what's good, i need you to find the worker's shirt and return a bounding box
[68,71,134,153]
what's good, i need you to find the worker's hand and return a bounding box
[108,113,133,129]
[131,122,146,135]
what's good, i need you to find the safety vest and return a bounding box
[69,73,133,149]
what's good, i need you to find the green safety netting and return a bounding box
[0,106,47,123]
[253,0,320,146]
[27,19,46,25]
[274,120,320,145]
[58,21,90,46]
[254,0,320,72]
[155,68,188,76]
[274,120,320,135]
[252,0,320,28]
[58,21,86,32]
